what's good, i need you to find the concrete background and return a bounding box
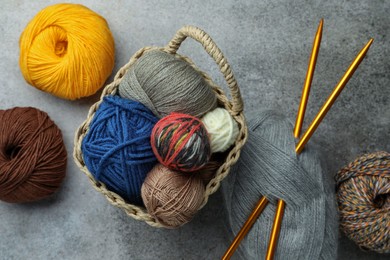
[0,0,389,259]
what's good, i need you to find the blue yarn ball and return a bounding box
[82,95,158,205]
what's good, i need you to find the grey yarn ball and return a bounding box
[222,111,338,260]
[118,50,217,118]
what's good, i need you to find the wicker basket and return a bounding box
[73,25,248,228]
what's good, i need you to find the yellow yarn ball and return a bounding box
[19,3,115,100]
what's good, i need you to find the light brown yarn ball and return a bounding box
[141,164,205,228]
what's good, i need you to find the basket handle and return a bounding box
[166,26,244,114]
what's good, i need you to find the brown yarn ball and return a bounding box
[336,151,390,253]
[194,160,223,185]
[0,107,67,203]
[141,164,205,228]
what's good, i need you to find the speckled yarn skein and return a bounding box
[151,113,211,172]
[222,111,338,260]
[141,164,205,228]
[0,107,67,203]
[336,151,390,253]
[118,50,217,118]
[19,3,115,100]
[81,95,158,205]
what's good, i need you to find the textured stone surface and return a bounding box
[0,0,389,259]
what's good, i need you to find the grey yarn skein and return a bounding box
[118,50,217,118]
[222,111,338,260]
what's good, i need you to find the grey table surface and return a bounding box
[0,0,389,259]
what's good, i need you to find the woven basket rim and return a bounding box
[73,26,248,228]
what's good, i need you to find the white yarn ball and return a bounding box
[201,108,239,153]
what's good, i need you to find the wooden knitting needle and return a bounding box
[266,200,286,260]
[222,196,269,260]
[294,19,323,138]
[296,38,373,154]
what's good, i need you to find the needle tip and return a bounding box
[318,19,324,32]
[362,38,374,54]
[293,128,300,139]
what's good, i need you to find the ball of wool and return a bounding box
[141,164,205,228]
[118,50,217,118]
[0,107,67,203]
[336,151,390,253]
[194,160,223,185]
[221,111,338,260]
[201,107,239,153]
[81,95,158,205]
[19,3,115,100]
[151,113,211,172]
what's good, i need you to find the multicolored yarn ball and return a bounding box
[151,113,211,172]
[19,3,115,100]
[141,164,205,228]
[336,151,390,253]
[201,107,239,153]
[0,107,67,203]
[81,95,158,205]
[118,50,217,118]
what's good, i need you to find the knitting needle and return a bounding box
[262,26,373,260]
[294,19,323,138]
[266,200,286,260]
[267,25,321,259]
[266,22,325,255]
[264,25,373,260]
[263,21,324,259]
[222,196,269,260]
[296,38,373,154]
